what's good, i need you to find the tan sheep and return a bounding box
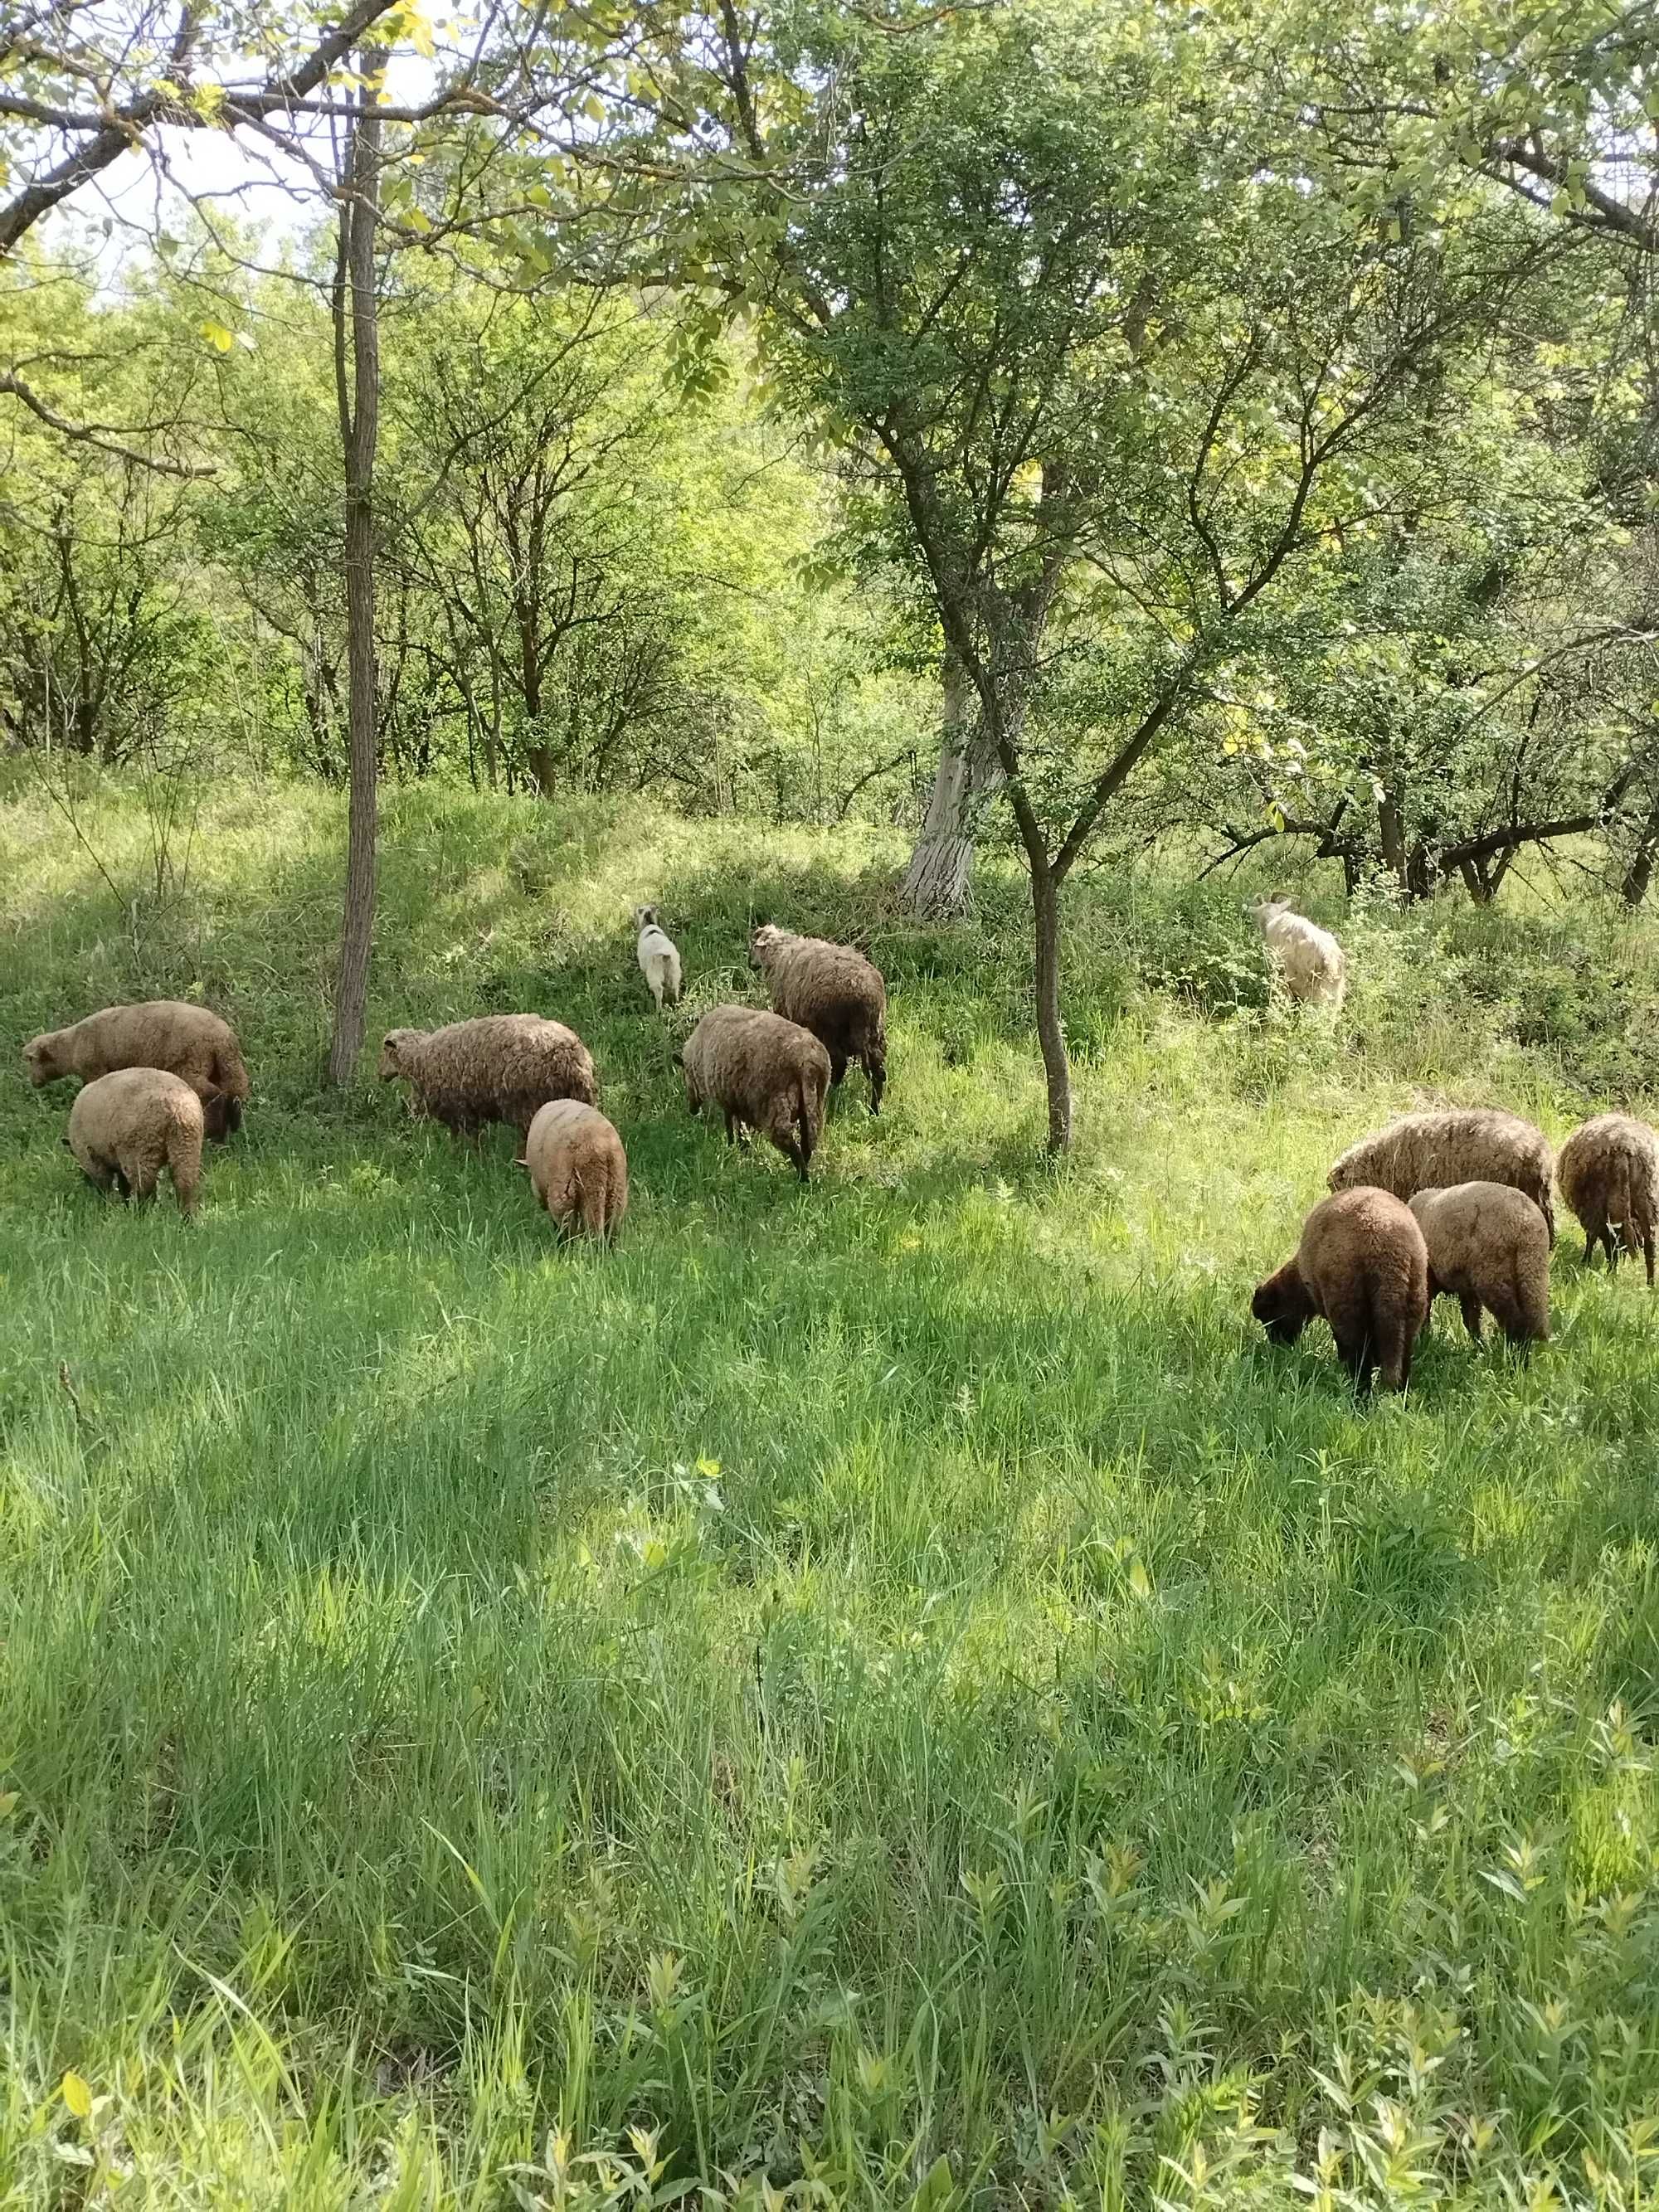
[1328,1108,1554,1242]
[749,923,888,1112]
[1408,1181,1551,1347]
[1557,1113,1659,1283]
[1252,1186,1429,1394]
[377,1014,596,1139]
[682,1005,831,1182]
[23,1000,250,1134]
[517,1101,629,1242]
[65,1067,228,1218]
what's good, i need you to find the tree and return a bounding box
[611,0,1583,1147]
[326,46,387,1087]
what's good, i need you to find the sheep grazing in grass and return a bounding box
[377,1014,596,1139]
[682,1005,830,1183]
[631,905,684,1015]
[518,1100,629,1242]
[1557,1113,1659,1284]
[1408,1181,1551,1348]
[1328,1107,1554,1243]
[749,923,888,1111]
[66,1067,230,1218]
[23,1000,250,1134]
[1253,1186,1429,1394]
[1248,894,1348,1009]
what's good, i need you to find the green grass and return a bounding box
[3,771,1659,2209]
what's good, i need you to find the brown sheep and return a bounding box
[377,1015,596,1138]
[1253,1187,1429,1395]
[1557,1114,1658,1284]
[517,1101,629,1242]
[23,1000,250,1135]
[1408,1181,1551,1348]
[65,1067,230,1218]
[682,1005,830,1182]
[1328,1108,1554,1242]
[749,924,887,1112]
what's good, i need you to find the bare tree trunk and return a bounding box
[1623,805,1659,906]
[1378,785,1407,894]
[1029,855,1070,1153]
[899,644,1001,917]
[326,54,384,1087]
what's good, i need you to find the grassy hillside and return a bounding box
[3,772,1659,2208]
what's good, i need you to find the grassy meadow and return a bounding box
[3,771,1659,2209]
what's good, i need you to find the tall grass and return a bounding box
[2,771,1658,2208]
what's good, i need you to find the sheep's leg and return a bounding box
[1605,1226,1622,1271]
[723,1111,738,1145]
[867,1055,885,1114]
[828,1053,848,1090]
[1458,1293,1485,1344]
[1646,1228,1656,1290]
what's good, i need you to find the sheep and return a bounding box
[749,923,887,1113]
[1328,1107,1554,1242]
[517,1100,629,1242]
[631,905,684,1015]
[1253,1186,1429,1394]
[1408,1181,1551,1348]
[65,1066,230,1218]
[23,999,250,1134]
[682,1005,830,1182]
[377,1014,597,1139]
[1557,1113,1659,1284]
[1248,894,1348,1009]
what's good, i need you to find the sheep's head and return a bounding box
[749,922,784,971]
[1252,1261,1312,1345]
[200,1087,238,1142]
[377,1029,421,1082]
[21,1031,66,1087]
[1246,893,1294,935]
[633,904,659,931]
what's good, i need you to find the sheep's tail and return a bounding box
[577,1161,611,1240]
[795,1065,823,1169]
[166,1121,201,1217]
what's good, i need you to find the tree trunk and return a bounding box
[1378,785,1407,893]
[899,644,1001,917]
[326,53,384,1088]
[1623,805,1659,907]
[1029,856,1071,1154]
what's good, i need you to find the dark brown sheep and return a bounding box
[749,924,887,1112]
[24,1000,249,1135]
[1253,1187,1429,1395]
[1557,1114,1658,1284]
[377,1015,596,1138]
[682,1005,830,1182]
[1408,1181,1551,1347]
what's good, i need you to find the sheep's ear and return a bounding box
[513,1154,529,1169]
[60,1135,71,1150]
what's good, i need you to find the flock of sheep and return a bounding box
[17,908,888,1234]
[17,889,1654,1403]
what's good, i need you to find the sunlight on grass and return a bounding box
[3,772,1659,2205]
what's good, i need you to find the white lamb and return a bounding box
[1248,893,1348,1009]
[632,904,684,1014]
